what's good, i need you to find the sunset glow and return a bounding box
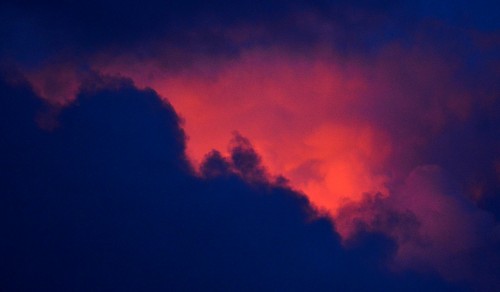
[2,0,499,289]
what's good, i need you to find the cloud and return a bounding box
[1,0,499,289]
[392,166,498,279]
[0,75,463,291]
[336,165,500,289]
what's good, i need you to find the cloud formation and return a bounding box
[0,76,463,291]
[1,0,499,289]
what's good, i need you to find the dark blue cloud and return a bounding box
[0,75,458,291]
[0,1,498,290]
[423,97,500,219]
[2,0,497,66]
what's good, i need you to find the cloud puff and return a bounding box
[336,165,500,289]
[0,75,462,291]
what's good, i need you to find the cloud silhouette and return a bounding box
[1,0,499,290]
[0,75,461,291]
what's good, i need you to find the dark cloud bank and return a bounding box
[3,0,498,67]
[1,0,499,291]
[0,75,464,291]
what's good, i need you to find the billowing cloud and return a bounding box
[336,165,500,286]
[0,76,463,291]
[1,0,499,289]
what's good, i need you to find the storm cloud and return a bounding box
[1,0,499,290]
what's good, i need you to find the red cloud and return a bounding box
[20,40,499,282]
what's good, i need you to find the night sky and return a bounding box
[1,1,499,291]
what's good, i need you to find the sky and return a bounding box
[1,0,499,291]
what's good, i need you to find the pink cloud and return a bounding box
[19,39,499,281]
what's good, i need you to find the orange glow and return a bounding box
[21,44,482,236]
[93,48,396,214]
[17,39,498,283]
